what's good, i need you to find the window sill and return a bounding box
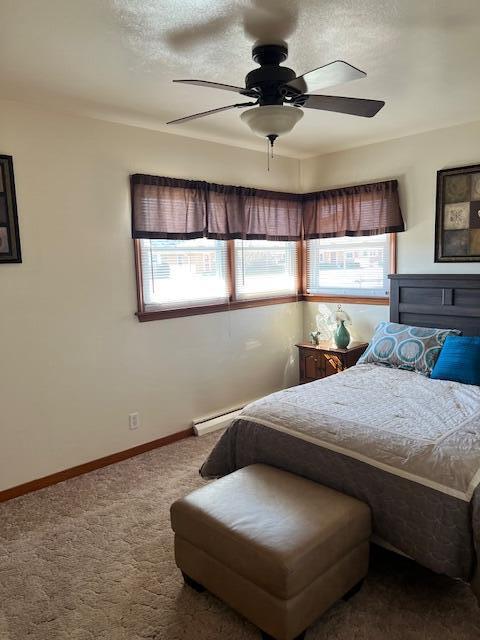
[302,293,390,306]
[136,294,301,322]
[136,292,390,321]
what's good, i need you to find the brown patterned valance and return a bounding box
[131,175,404,241]
[303,179,404,239]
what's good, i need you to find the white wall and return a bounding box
[0,100,302,491]
[3,99,480,491]
[303,302,389,345]
[301,120,480,341]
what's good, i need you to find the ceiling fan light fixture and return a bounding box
[240,105,303,140]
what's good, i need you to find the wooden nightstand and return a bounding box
[296,342,368,384]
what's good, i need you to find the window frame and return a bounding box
[232,238,300,302]
[134,239,303,322]
[134,234,396,321]
[302,233,397,307]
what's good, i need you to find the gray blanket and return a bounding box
[200,364,480,583]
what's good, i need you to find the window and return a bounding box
[234,240,297,300]
[139,238,229,311]
[133,174,403,320]
[137,239,299,317]
[306,234,392,298]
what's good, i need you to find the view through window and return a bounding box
[139,238,298,311]
[306,234,390,297]
[137,234,392,317]
[140,238,229,310]
[234,240,297,300]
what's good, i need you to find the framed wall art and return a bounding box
[0,155,21,263]
[435,163,480,262]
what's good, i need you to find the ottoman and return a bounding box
[170,464,371,640]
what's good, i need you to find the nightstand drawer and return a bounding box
[303,352,325,381]
[296,342,368,384]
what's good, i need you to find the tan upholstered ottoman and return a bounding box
[170,464,371,640]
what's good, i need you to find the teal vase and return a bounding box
[334,320,350,349]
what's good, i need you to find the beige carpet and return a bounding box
[1,432,479,640]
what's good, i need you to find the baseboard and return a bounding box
[0,427,194,503]
[193,408,243,436]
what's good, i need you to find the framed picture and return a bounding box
[0,155,21,263]
[435,163,480,262]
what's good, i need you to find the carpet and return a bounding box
[1,432,479,640]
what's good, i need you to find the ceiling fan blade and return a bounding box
[167,102,256,125]
[173,79,252,96]
[165,1,297,49]
[166,16,231,49]
[287,61,366,95]
[302,94,385,118]
[243,0,298,42]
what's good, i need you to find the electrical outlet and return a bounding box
[129,412,140,430]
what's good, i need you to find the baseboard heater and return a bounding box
[192,407,243,436]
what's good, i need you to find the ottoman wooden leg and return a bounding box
[342,578,365,601]
[181,571,205,593]
[261,632,306,640]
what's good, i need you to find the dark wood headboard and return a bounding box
[389,274,480,336]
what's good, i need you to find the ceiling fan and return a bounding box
[166,42,385,147]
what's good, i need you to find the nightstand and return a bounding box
[296,342,368,384]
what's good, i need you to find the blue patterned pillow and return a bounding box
[358,321,461,376]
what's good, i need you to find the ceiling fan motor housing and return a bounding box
[246,43,298,105]
[252,43,288,65]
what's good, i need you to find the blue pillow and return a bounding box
[431,336,480,385]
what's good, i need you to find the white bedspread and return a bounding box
[239,364,480,501]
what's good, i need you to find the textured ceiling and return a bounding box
[1,0,480,158]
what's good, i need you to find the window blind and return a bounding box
[234,240,297,300]
[306,234,390,297]
[139,238,229,311]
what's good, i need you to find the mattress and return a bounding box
[200,364,480,583]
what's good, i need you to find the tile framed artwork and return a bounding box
[0,155,22,263]
[435,163,480,262]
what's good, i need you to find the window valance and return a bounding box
[131,174,303,241]
[302,179,404,239]
[131,174,404,241]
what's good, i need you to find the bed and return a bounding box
[200,274,480,601]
